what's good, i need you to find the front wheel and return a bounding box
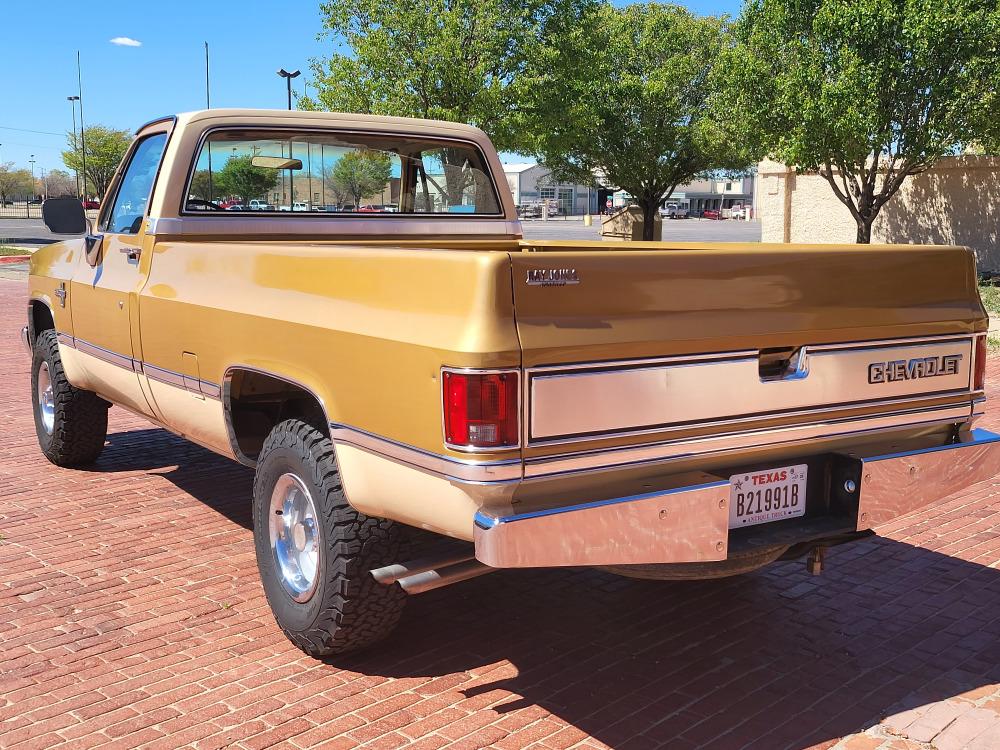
[252,419,407,657]
[31,329,108,466]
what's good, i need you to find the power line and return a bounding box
[0,125,64,136]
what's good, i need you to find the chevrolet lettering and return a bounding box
[22,109,999,659]
[868,353,963,384]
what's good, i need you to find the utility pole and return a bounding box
[77,51,88,201]
[67,95,81,197]
[28,155,36,205]
[205,42,211,108]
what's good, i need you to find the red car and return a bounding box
[702,209,722,220]
[81,199,100,210]
[357,204,385,212]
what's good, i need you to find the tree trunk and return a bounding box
[640,200,657,242]
[856,218,873,243]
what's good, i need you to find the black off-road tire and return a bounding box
[252,419,407,658]
[31,329,108,466]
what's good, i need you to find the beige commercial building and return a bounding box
[756,155,1000,271]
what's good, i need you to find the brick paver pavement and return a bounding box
[3,275,1000,750]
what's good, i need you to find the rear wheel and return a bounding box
[252,419,407,657]
[31,329,108,466]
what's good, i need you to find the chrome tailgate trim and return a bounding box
[529,336,974,444]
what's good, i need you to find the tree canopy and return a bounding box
[62,124,131,201]
[304,0,582,153]
[213,156,280,207]
[720,0,1000,242]
[44,169,77,198]
[328,150,393,207]
[521,2,746,240]
[0,163,33,202]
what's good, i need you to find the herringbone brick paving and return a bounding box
[2,275,1000,750]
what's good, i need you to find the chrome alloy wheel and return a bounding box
[269,473,321,603]
[37,360,55,435]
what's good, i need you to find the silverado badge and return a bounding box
[526,268,579,286]
[868,354,962,384]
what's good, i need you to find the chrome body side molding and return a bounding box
[475,429,1000,568]
[330,424,522,484]
[20,325,31,355]
[56,332,222,401]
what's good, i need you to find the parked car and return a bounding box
[659,202,689,219]
[81,199,100,210]
[358,204,385,212]
[26,108,998,661]
[702,208,722,220]
[279,202,309,212]
[226,204,245,211]
[248,199,275,211]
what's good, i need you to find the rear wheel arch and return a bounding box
[223,366,333,467]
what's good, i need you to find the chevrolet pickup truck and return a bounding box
[24,109,1000,657]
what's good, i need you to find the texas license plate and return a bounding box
[729,464,808,528]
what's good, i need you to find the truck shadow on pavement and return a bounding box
[82,426,1000,750]
[356,542,1000,750]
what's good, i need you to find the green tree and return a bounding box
[62,125,131,201]
[329,150,393,207]
[0,163,33,203]
[721,0,1000,243]
[521,3,746,241]
[188,169,214,201]
[213,156,279,207]
[305,0,580,153]
[44,169,77,198]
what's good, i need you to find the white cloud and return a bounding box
[109,37,142,47]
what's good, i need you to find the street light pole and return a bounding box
[77,51,88,201]
[277,68,300,111]
[28,155,36,206]
[67,95,81,198]
[277,69,301,208]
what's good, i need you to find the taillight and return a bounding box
[443,370,519,449]
[975,336,987,391]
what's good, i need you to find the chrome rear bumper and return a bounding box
[474,429,1000,568]
[20,325,31,355]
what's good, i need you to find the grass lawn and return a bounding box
[0,246,29,256]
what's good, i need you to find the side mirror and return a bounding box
[42,197,88,234]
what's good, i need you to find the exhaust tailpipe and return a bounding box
[370,552,475,585]
[396,560,494,594]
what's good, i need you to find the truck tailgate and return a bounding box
[509,242,986,461]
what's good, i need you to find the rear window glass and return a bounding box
[184,129,501,216]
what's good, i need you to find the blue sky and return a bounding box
[0,0,744,174]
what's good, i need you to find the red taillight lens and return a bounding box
[975,336,987,391]
[443,370,519,448]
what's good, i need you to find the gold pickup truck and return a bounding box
[23,109,1000,657]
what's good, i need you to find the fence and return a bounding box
[0,201,44,219]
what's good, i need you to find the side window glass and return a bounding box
[106,133,168,234]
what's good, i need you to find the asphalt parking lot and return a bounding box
[3,264,1000,750]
